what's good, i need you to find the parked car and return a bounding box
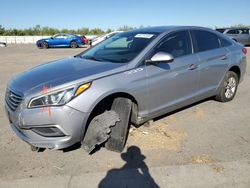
[5,26,247,153]
[90,31,123,46]
[216,28,250,46]
[0,41,7,47]
[36,33,88,49]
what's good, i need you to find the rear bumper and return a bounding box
[5,102,89,149]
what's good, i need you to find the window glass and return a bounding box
[105,37,130,48]
[106,33,117,39]
[216,29,226,33]
[54,34,64,39]
[241,29,249,34]
[64,34,72,39]
[80,31,158,63]
[219,37,232,47]
[227,29,239,34]
[193,30,220,52]
[154,31,191,58]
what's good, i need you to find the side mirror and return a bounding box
[146,52,174,64]
[50,37,54,39]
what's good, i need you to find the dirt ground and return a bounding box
[0,45,249,183]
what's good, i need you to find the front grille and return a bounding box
[5,89,23,111]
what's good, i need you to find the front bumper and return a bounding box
[5,102,89,149]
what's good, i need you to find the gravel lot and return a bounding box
[0,45,249,187]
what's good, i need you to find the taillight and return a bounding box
[81,37,88,44]
[242,47,247,55]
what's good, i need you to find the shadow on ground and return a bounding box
[98,146,159,188]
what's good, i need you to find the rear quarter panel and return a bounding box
[226,43,247,83]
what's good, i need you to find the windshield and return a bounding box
[80,31,158,63]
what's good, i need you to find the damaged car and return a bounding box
[5,26,247,153]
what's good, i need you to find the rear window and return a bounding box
[192,30,220,52]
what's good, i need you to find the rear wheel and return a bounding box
[70,41,78,48]
[41,41,48,49]
[105,98,132,152]
[215,71,239,102]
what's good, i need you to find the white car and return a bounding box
[91,31,123,46]
[0,41,7,47]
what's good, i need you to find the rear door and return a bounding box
[145,30,200,116]
[64,34,73,46]
[191,30,230,94]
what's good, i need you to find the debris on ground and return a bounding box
[194,107,206,119]
[191,154,215,164]
[191,154,224,173]
[211,164,224,173]
[82,111,120,153]
[128,121,187,151]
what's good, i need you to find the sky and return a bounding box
[0,0,250,30]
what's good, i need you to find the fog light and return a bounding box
[32,127,65,137]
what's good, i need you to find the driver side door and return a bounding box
[50,34,65,46]
[145,30,200,117]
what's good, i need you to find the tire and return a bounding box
[215,71,239,102]
[70,41,78,48]
[105,98,132,152]
[41,41,48,49]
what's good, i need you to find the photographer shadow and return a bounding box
[98,146,159,188]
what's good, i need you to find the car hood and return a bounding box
[8,57,127,95]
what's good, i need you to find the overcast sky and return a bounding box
[1,0,250,30]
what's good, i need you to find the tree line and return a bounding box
[0,24,249,36]
[0,25,136,36]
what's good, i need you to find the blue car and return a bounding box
[36,33,88,49]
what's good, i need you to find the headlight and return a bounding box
[28,82,91,108]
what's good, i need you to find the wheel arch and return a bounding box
[81,91,139,140]
[228,65,241,81]
[42,40,49,47]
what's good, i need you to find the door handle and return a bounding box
[220,55,228,60]
[188,64,198,70]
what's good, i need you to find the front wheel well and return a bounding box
[229,66,241,81]
[83,92,138,138]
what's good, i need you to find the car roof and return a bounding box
[216,28,250,30]
[131,26,214,33]
[55,33,78,36]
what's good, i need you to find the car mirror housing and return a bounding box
[146,51,174,64]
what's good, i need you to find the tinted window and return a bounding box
[154,31,192,58]
[241,29,249,34]
[219,37,232,47]
[193,30,220,52]
[227,29,240,34]
[216,29,226,33]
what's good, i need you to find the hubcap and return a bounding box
[72,42,76,48]
[224,77,236,99]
